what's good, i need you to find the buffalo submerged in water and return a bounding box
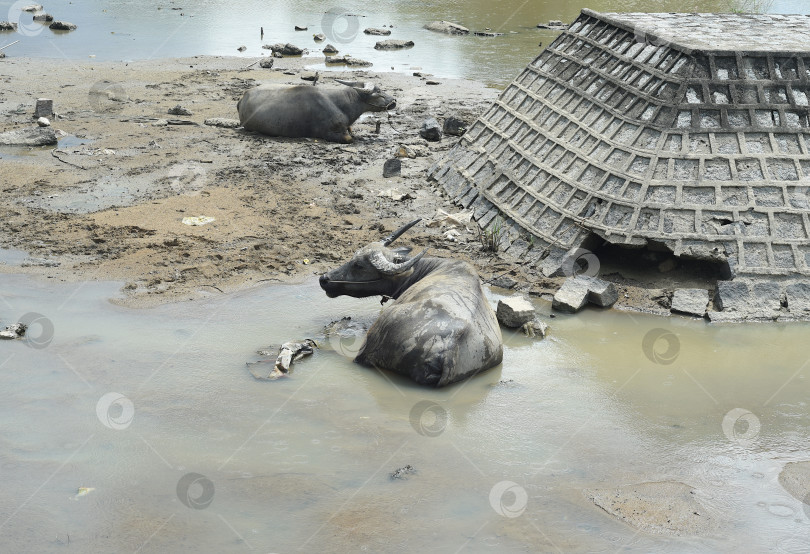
[236,80,396,143]
[320,220,503,387]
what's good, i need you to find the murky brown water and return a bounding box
[2,0,804,86]
[1,273,809,552]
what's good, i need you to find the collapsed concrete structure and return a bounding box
[430,10,810,321]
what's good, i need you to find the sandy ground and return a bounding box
[0,53,681,312]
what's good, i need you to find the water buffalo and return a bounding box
[236,80,396,143]
[319,220,503,387]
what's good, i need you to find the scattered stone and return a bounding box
[34,98,53,118]
[394,145,416,159]
[0,52,5,60]
[36,117,50,127]
[670,289,709,317]
[0,323,25,339]
[490,275,517,289]
[0,22,18,31]
[167,105,192,116]
[151,119,168,127]
[324,55,372,67]
[419,117,442,141]
[259,58,274,68]
[474,31,504,37]
[778,461,810,504]
[49,21,77,31]
[294,25,307,31]
[585,482,716,536]
[537,20,568,30]
[374,39,414,50]
[166,119,198,126]
[0,126,57,146]
[391,465,415,480]
[364,28,391,36]
[425,80,440,85]
[270,43,303,56]
[313,33,325,42]
[322,43,338,54]
[552,278,590,313]
[237,45,246,52]
[522,318,548,338]
[22,4,42,12]
[496,296,536,328]
[443,116,468,136]
[32,13,53,22]
[383,158,401,178]
[378,189,414,201]
[204,117,240,128]
[580,276,619,307]
[424,20,469,35]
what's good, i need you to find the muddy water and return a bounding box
[1,0,805,87]
[0,272,809,552]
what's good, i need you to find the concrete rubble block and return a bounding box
[552,278,590,313]
[713,280,749,312]
[579,276,618,307]
[443,116,468,136]
[785,283,810,314]
[34,98,53,118]
[0,126,57,146]
[382,158,401,178]
[36,117,50,127]
[496,296,536,328]
[713,279,782,320]
[419,118,442,141]
[671,289,709,317]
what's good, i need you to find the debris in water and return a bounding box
[391,465,415,480]
[70,486,95,500]
[247,339,317,380]
[0,323,26,340]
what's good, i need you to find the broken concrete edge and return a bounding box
[551,275,618,313]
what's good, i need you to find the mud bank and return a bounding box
[0,54,707,313]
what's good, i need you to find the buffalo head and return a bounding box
[336,80,397,111]
[320,219,426,298]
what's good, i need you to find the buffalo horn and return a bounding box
[369,249,427,275]
[335,79,370,90]
[381,218,421,246]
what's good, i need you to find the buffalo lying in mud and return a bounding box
[320,220,503,387]
[236,80,396,143]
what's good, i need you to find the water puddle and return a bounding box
[1,273,809,551]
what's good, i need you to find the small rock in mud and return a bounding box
[0,22,18,31]
[497,296,535,328]
[382,158,401,178]
[391,465,415,480]
[364,28,391,36]
[34,98,53,118]
[443,116,468,136]
[322,43,338,54]
[168,105,192,116]
[419,118,442,141]
[259,58,274,69]
[270,43,303,56]
[522,318,548,338]
[204,117,240,128]
[36,117,50,127]
[313,33,325,42]
[237,45,246,52]
[0,126,56,146]
[33,13,53,22]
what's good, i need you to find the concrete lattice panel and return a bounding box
[430,10,810,288]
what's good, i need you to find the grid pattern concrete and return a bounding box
[429,10,810,283]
